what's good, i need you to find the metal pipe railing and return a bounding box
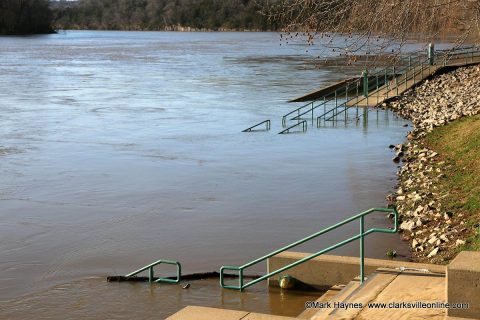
[242,120,271,132]
[278,120,307,134]
[220,207,398,290]
[285,46,479,129]
[126,259,182,283]
[291,99,329,121]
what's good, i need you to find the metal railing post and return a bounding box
[385,68,388,99]
[360,216,365,284]
[334,90,338,122]
[428,43,435,66]
[362,70,368,98]
[405,69,408,91]
[311,102,314,123]
[394,66,398,95]
[239,269,244,291]
[356,81,359,118]
[345,83,349,122]
[149,267,154,283]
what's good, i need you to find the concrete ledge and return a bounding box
[267,252,446,289]
[166,306,296,320]
[447,251,480,319]
[166,306,248,320]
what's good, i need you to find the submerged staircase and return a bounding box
[112,207,479,320]
[242,45,480,134]
[166,266,449,320]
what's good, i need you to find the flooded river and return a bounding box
[0,31,412,318]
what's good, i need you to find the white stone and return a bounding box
[427,247,439,258]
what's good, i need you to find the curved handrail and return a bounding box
[220,207,398,290]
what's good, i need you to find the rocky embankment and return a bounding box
[384,65,480,263]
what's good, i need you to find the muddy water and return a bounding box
[0,277,324,319]
[1,31,412,318]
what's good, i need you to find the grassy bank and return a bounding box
[425,114,480,252]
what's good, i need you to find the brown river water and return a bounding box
[0,31,443,318]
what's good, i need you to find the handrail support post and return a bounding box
[360,216,365,284]
[239,268,244,291]
[149,267,154,283]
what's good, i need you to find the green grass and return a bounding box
[425,114,480,252]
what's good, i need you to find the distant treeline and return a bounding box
[0,0,54,35]
[52,0,278,31]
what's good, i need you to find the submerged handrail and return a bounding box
[126,259,181,283]
[323,53,434,123]
[242,120,271,132]
[220,207,398,290]
[278,120,307,134]
[288,51,421,127]
[249,47,479,134]
[291,99,330,121]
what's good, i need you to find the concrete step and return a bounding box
[297,285,345,319]
[322,269,400,320]
[309,279,361,320]
[356,268,446,320]
[166,306,297,320]
[310,267,447,320]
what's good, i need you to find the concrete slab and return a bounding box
[447,251,480,319]
[297,286,342,319]
[310,280,361,320]
[268,252,445,289]
[324,271,400,320]
[166,306,248,320]
[242,313,297,320]
[357,270,446,320]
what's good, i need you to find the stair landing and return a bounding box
[313,267,446,320]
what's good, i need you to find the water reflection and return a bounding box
[0,31,413,316]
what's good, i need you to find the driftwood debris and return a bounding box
[107,271,261,283]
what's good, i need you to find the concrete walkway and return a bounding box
[311,268,446,320]
[166,306,297,320]
[166,268,448,320]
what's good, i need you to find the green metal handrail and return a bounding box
[220,207,398,290]
[440,47,480,66]
[313,53,420,125]
[282,101,317,125]
[285,50,422,128]
[323,74,387,122]
[126,259,181,283]
[278,120,307,134]
[282,46,479,130]
[324,53,434,122]
[242,120,271,132]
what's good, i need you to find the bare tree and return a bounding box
[266,0,480,67]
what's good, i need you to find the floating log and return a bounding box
[107,271,261,283]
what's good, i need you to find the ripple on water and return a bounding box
[0,277,322,319]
